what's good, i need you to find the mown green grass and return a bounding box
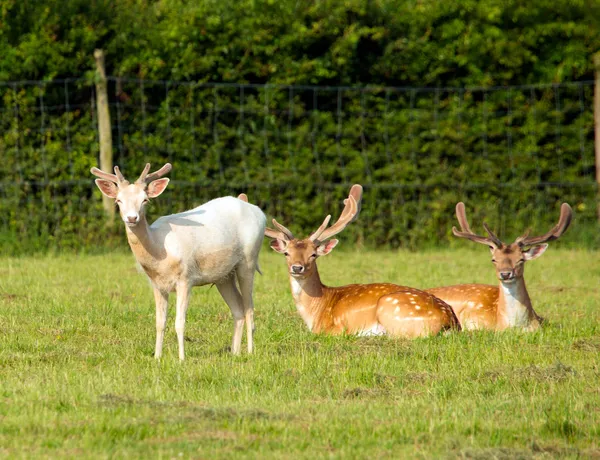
[0,248,599,458]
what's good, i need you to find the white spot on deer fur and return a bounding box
[428,311,433,315]
[394,306,400,313]
[393,299,399,304]
[386,297,392,302]
[415,305,421,310]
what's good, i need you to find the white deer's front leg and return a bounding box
[153,287,169,359]
[236,265,256,354]
[175,282,192,361]
[216,279,245,355]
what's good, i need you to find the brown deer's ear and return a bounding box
[147,178,170,198]
[523,244,548,261]
[270,239,288,253]
[317,239,339,256]
[95,179,118,198]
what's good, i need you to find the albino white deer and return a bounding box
[265,185,461,337]
[427,202,572,331]
[91,163,266,359]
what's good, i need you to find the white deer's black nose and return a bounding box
[291,265,304,274]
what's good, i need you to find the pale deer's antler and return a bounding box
[515,203,572,247]
[309,184,363,243]
[136,163,172,184]
[90,166,128,186]
[452,202,502,248]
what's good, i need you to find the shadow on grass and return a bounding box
[97,393,295,423]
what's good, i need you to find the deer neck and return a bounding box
[288,265,331,332]
[124,215,166,263]
[496,277,540,329]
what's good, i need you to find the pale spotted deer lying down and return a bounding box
[91,163,266,359]
[265,185,460,338]
[426,202,572,331]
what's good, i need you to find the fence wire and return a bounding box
[0,78,597,253]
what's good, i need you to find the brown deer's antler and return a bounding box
[137,163,172,184]
[265,218,294,241]
[309,184,363,242]
[264,184,363,242]
[516,203,572,247]
[452,202,502,248]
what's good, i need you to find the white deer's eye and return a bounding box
[142,199,149,204]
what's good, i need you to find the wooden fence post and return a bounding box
[94,49,115,224]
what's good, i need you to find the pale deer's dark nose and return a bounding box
[127,215,138,223]
[291,265,304,274]
[499,271,513,280]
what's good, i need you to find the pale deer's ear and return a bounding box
[317,239,339,256]
[95,179,118,198]
[523,244,549,261]
[147,178,170,198]
[270,239,288,253]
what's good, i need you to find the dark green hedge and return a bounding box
[0,0,599,254]
[1,0,599,85]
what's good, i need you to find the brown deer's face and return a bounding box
[264,184,363,278]
[270,238,338,278]
[489,243,548,283]
[452,201,571,284]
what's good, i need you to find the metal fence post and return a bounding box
[94,49,115,224]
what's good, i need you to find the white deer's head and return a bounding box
[91,163,172,227]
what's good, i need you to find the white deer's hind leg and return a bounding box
[236,265,256,354]
[153,287,169,359]
[216,279,245,355]
[175,282,192,361]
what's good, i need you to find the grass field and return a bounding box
[1,247,599,458]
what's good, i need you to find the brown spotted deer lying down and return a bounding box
[265,185,460,338]
[91,163,266,359]
[426,202,572,331]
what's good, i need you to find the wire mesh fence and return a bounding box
[0,77,597,253]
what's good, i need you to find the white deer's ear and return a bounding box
[270,239,288,253]
[95,179,118,198]
[317,239,338,256]
[523,244,548,261]
[147,178,170,198]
